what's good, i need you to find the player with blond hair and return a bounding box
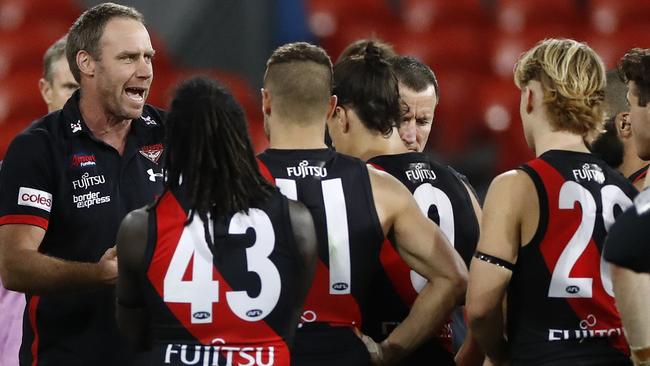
[466,39,636,366]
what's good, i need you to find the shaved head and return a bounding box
[604,69,629,120]
[264,42,333,123]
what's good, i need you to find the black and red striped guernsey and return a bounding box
[628,164,648,185]
[366,152,479,364]
[143,188,305,366]
[257,148,384,364]
[510,150,637,365]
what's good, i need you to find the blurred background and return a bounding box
[0,0,648,197]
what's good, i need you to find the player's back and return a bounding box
[511,150,637,365]
[366,152,479,365]
[258,148,385,366]
[142,187,305,366]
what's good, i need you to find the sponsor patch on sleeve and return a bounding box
[17,187,53,213]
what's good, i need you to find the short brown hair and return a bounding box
[337,38,397,63]
[43,35,68,82]
[618,48,650,107]
[264,42,333,122]
[66,2,144,83]
[514,38,605,136]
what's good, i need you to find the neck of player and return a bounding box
[355,127,409,162]
[532,129,590,157]
[620,143,648,179]
[268,117,328,150]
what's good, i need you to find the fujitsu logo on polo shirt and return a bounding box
[72,172,105,190]
[70,154,96,168]
[18,187,53,212]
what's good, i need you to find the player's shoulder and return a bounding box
[633,188,650,216]
[489,169,535,194]
[367,164,412,198]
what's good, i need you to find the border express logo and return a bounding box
[139,143,163,164]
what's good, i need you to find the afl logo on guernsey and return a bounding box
[565,285,580,294]
[406,162,437,183]
[332,282,349,291]
[246,309,263,318]
[193,311,210,320]
[572,163,605,184]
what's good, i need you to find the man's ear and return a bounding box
[525,86,535,114]
[617,112,632,138]
[326,95,337,121]
[38,78,52,105]
[335,106,351,134]
[76,50,94,79]
[261,88,271,116]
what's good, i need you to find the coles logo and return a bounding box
[70,154,96,168]
[139,143,163,164]
[17,187,53,212]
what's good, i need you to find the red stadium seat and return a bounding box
[393,25,489,73]
[496,0,586,34]
[401,0,488,32]
[428,70,486,155]
[0,0,79,31]
[488,25,579,77]
[580,26,650,69]
[589,0,650,35]
[478,78,533,172]
[0,70,47,160]
[0,22,71,79]
[307,0,397,38]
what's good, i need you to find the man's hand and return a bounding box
[98,246,118,285]
[354,328,403,366]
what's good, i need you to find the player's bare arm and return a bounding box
[287,199,319,333]
[466,170,537,365]
[455,180,486,366]
[0,224,117,293]
[115,207,150,349]
[367,166,468,364]
[611,265,650,365]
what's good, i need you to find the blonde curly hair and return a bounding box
[514,38,606,136]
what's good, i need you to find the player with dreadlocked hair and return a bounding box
[114,76,318,366]
[163,76,273,221]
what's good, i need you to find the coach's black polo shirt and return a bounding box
[0,90,165,366]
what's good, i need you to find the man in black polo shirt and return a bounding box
[604,48,650,366]
[0,3,164,366]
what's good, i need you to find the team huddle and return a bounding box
[0,2,649,366]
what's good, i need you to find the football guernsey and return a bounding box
[366,152,480,365]
[143,187,306,366]
[510,150,637,365]
[258,148,384,365]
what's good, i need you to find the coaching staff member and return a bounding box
[0,3,164,365]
